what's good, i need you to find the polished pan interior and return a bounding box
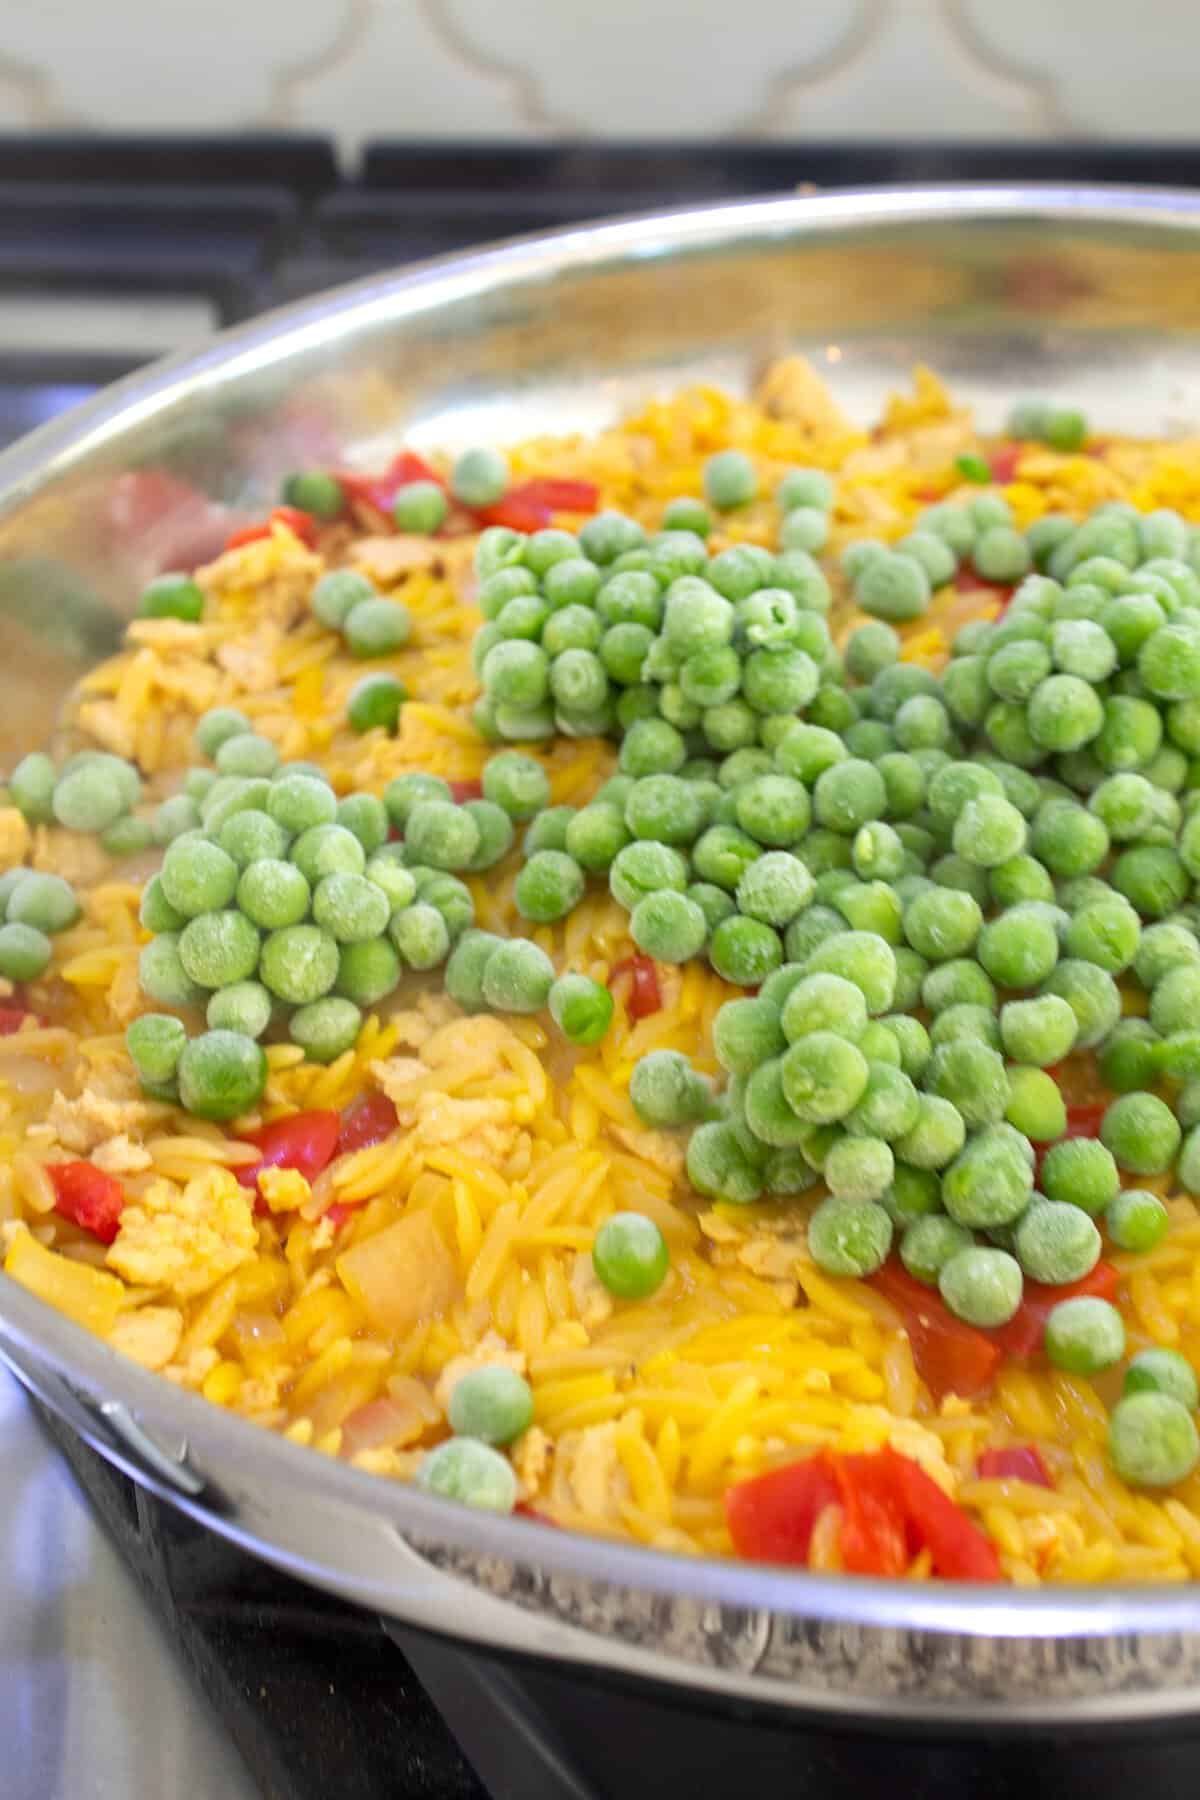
[6,187,1200,1720]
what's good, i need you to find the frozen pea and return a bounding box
[415,1439,517,1515]
[448,1367,534,1448]
[334,936,400,1008]
[626,774,705,846]
[159,837,238,918]
[939,1247,1023,1327]
[1134,919,1200,988]
[812,760,886,837]
[126,1013,187,1086]
[1015,1199,1100,1285]
[856,552,931,623]
[845,1060,920,1140]
[630,1050,711,1127]
[631,890,708,964]
[258,924,339,1004]
[735,852,813,927]
[1148,963,1200,1038]
[825,1135,893,1202]
[443,930,503,1012]
[6,872,79,935]
[807,1196,893,1278]
[921,959,996,1014]
[177,1029,267,1121]
[337,794,390,856]
[686,1120,763,1205]
[9,751,57,824]
[311,871,391,945]
[609,840,689,910]
[548,972,613,1046]
[290,823,366,886]
[803,930,896,1016]
[178,909,260,989]
[1046,1296,1127,1377]
[977,906,1060,989]
[311,571,375,632]
[780,1031,868,1124]
[236,858,310,930]
[704,449,757,510]
[941,1126,1033,1227]
[289,996,362,1064]
[1040,1137,1119,1216]
[205,981,273,1039]
[714,996,788,1074]
[267,773,337,836]
[1107,1189,1171,1256]
[1111,844,1189,918]
[1100,1091,1181,1175]
[404,800,480,873]
[218,809,289,869]
[901,1215,973,1285]
[1041,959,1121,1049]
[138,932,203,1007]
[480,939,554,1013]
[903,887,982,962]
[893,1094,966,1171]
[999,994,1078,1066]
[52,757,135,834]
[1124,1347,1199,1408]
[1099,1019,1162,1094]
[214,733,279,780]
[928,1040,1010,1129]
[1005,1066,1067,1142]
[781,972,868,1044]
[389,902,451,972]
[930,1003,1000,1050]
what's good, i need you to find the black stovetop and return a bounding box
[5,133,1200,453]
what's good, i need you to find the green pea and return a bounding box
[609,841,689,911]
[415,1437,517,1514]
[593,1211,670,1299]
[9,752,57,824]
[392,900,453,972]
[1124,1347,1199,1409]
[159,837,238,919]
[630,1050,711,1127]
[289,996,362,1064]
[856,552,931,623]
[52,756,138,834]
[206,980,273,1039]
[546,972,613,1047]
[236,859,311,930]
[703,449,757,510]
[177,1028,267,1121]
[515,851,586,924]
[258,923,339,1004]
[139,571,204,622]
[807,1196,893,1278]
[448,1366,534,1447]
[1040,1137,1119,1216]
[1040,958,1121,1049]
[126,1013,188,1086]
[1107,1189,1171,1256]
[939,1246,1023,1327]
[1100,1091,1181,1176]
[1045,1296,1127,1376]
[480,939,554,1013]
[178,909,260,989]
[6,872,79,935]
[901,1214,973,1285]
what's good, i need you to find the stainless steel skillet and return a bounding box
[4,185,1200,1725]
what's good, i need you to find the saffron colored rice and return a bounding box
[8,361,1200,1585]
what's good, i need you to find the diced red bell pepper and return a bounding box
[448,777,483,803]
[236,1108,341,1199]
[869,1260,1001,1399]
[474,477,599,534]
[835,1451,909,1576]
[335,1091,399,1157]
[725,1447,1002,1580]
[608,953,662,1020]
[725,1449,840,1564]
[47,1161,125,1245]
[325,1201,359,1232]
[338,450,446,518]
[0,1005,37,1035]
[1065,1099,1105,1138]
[883,1447,1002,1582]
[992,1260,1120,1360]
[225,505,319,551]
[977,1445,1053,1489]
[988,444,1022,483]
[515,1502,560,1526]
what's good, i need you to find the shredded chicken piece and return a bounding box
[736,1231,807,1283]
[90,1134,153,1176]
[0,807,31,869]
[410,1092,517,1163]
[198,527,322,630]
[556,1422,627,1522]
[350,534,447,582]
[48,1072,154,1154]
[215,623,285,694]
[161,1346,220,1388]
[73,699,137,760]
[30,825,112,888]
[433,1332,525,1413]
[109,1305,183,1370]
[107,1166,256,1299]
[569,1250,613,1330]
[257,1166,311,1215]
[512,1425,551,1499]
[606,1121,686,1181]
[753,355,853,434]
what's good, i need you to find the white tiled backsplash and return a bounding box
[0,0,1194,150]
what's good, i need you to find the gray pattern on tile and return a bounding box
[940,0,1071,137]
[419,0,569,133]
[266,0,371,124]
[738,0,887,136]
